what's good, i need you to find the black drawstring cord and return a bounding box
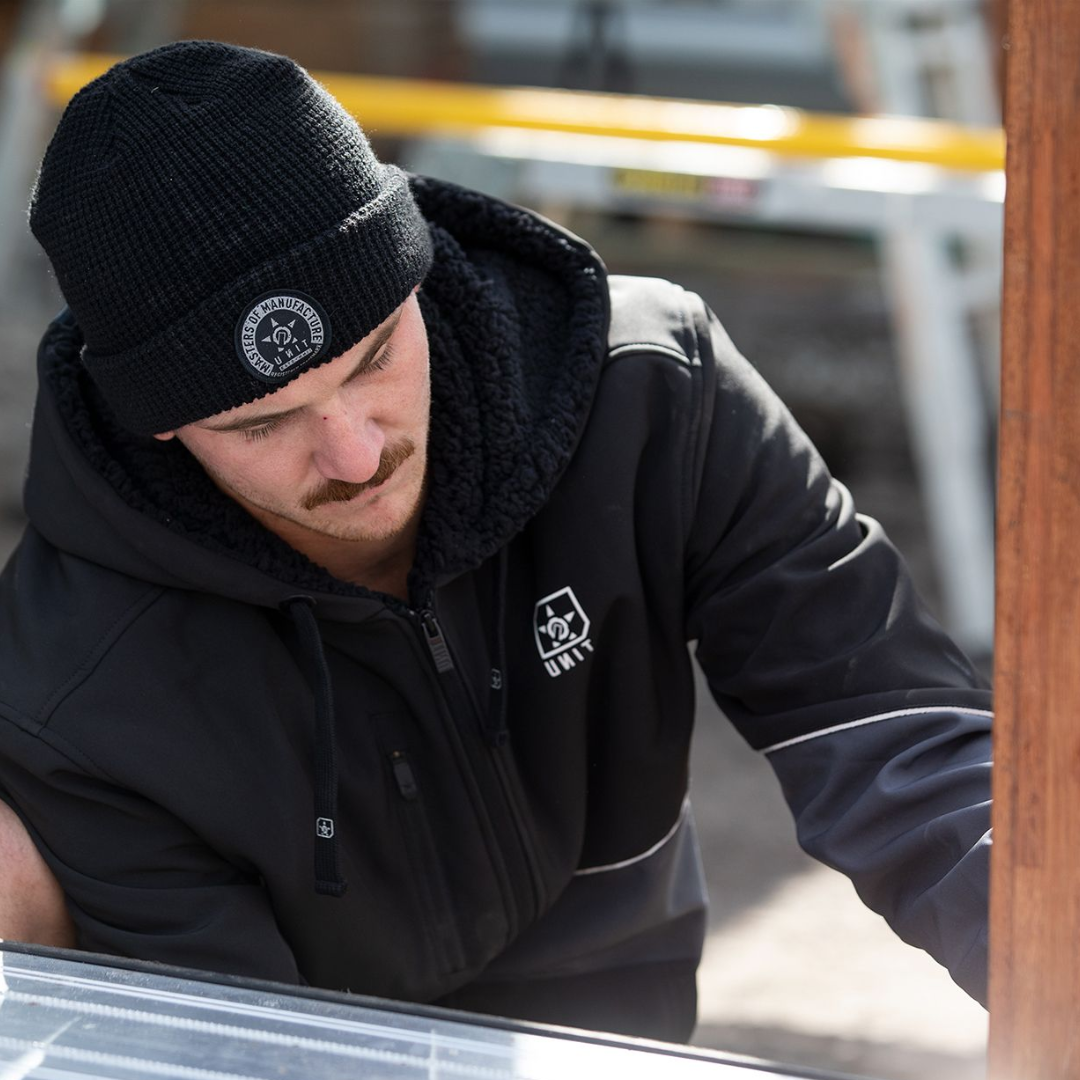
[485,547,510,748]
[282,596,348,898]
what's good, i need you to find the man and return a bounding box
[0,41,991,1041]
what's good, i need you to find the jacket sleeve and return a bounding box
[0,715,301,984]
[681,296,992,1005]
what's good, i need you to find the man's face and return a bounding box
[156,293,430,546]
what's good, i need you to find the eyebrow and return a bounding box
[202,310,404,433]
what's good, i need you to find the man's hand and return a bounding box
[0,800,75,947]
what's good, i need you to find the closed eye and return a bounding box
[348,342,397,382]
[241,416,286,443]
[369,342,397,372]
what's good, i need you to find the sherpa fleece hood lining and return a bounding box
[29,177,610,608]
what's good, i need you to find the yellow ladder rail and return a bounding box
[45,52,1005,174]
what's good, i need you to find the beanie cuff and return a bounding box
[84,166,433,434]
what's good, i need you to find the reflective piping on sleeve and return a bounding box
[608,342,690,364]
[573,797,689,877]
[761,706,994,756]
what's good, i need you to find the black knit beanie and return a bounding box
[29,40,433,434]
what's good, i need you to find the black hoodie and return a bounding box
[0,178,992,1036]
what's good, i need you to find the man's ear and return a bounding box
[152,431,176,442]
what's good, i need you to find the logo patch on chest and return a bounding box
[234,290,331,383]
[533,586,593,677]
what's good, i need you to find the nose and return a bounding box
[310,408,385,484]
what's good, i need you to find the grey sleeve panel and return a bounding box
[767,708,991,1006]
[479,802,708,982]
[605,275,702,364]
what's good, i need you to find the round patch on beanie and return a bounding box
[234,290,332,383]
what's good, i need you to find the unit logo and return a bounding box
[533,586,594,678]
[235,289,331,383]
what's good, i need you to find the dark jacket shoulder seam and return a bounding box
[0,704,124,781]
[674,298,698,546]
[34,586,167,727]
[681,294,714,547]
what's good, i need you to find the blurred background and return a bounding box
[0,2,1001,1077]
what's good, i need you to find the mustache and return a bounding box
[300,438,416,511]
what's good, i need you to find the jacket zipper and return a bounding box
[388,749,466,975]
[413,607,521,939]
[417,607,546,923]
[489,743,546,917]
[390,749,419,800]
[420,610,454,673]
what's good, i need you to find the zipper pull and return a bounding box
[420,610,455,673]
[390,750,419,801]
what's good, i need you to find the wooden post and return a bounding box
[989,0,1080,1076]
